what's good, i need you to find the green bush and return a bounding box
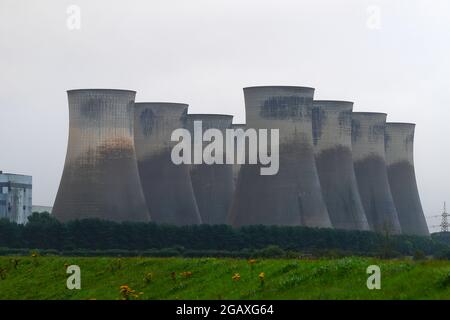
[256,245,285,258]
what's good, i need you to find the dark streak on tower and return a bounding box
[230,123,246,191]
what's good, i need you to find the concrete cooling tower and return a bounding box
[187,114,234,225]
[351,112,401,234]
[230,123,246,190]
[53,89,149,222]
[385,123,429,236]
[312,101,369,230]
[134,103,202,225]
[229,86,332,228]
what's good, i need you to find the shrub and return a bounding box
[256,245,285,258]
[412,250,426,261]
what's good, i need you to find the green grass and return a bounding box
[0,256,450,300]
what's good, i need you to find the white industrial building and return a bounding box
[0,171,32,224]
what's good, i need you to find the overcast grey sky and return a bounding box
[1,0,449,231]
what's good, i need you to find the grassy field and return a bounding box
[0,256,450,300]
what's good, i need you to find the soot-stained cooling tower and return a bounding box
[229,86,332,228]
[187,114,234,225]
[53,89,150,222]
[312,101,369,230]
[351,112,401,234]
[230,123,246,190]
[385,123,429,236]
[134,103,202,225]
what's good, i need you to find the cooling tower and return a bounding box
[187,114,234,225]
[385,123,429,236]
[230,123,246,190]
[53,89,149,222]
[229,86,332,228]
[312,101,369,230]
[351,112,401,234]
[134,103,202,225]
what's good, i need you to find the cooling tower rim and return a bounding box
[135,102,189,107]
[313,100,354,105]
[352,111,387,116]
[386,122,416,126]
[313,100,354,110]
[187,113,234,119]
[243,85,315,91]
[67,88,136,94]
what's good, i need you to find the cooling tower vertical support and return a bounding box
[312,101,369,230]
[187,114,234,225]
[229,86,332,228]
[134,103,202,225]
[53,89,150,222]
[351,112,401,234]
[385,123,429,236]
[230,123,246,191]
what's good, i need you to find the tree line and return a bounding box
[0,212,449,258]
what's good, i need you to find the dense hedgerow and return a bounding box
[0,213,448,257]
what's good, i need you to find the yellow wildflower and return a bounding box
[259,272,265,287]
[144,272,153,284]
[181,271,193,278]
[119,285,140,300]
